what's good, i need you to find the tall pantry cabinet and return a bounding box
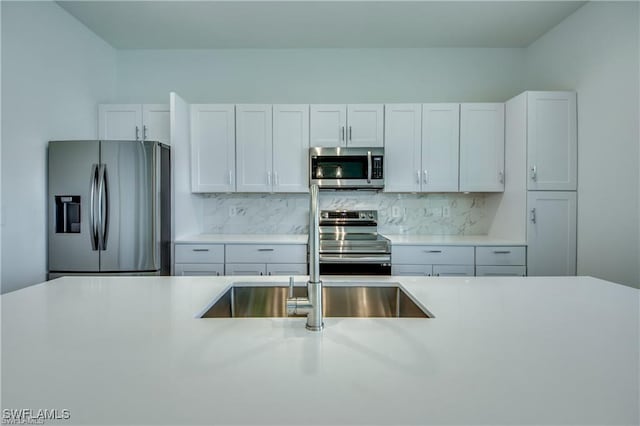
[507,91,578,276]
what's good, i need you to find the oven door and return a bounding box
[319,254,391,275]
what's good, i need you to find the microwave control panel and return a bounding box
[372,157,383,179]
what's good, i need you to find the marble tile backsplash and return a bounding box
[201,192,499,235]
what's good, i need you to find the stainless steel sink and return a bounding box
[201,284,432,318]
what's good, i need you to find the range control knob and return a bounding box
[368,213,375,219]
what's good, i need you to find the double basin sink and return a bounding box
[201,283,432,318]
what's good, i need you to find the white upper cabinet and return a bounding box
[422,104,460,192]
[346,104,384,147]
[310,105,347,147]
[190,104,236,193]
[310,104,383,147]
[459,103,505,192]
[527,191,577,276]
[98,104,142,141]
[384,104,422,192]
[142,104,170,144]
[99,104,169,144]
[527,92,577,191]
[236,104,273,192]
[272,104,310,193]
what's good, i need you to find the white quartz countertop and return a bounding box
[383,234,527,245]
[175,234,525,246]
[176,233,308,244]
[2,275,638,425]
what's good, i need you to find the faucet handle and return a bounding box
[288,276,294,298]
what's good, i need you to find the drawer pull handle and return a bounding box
[493,250,511,254]
[425,250,442,253]
[192,249,209,252]
[257,248,275,252]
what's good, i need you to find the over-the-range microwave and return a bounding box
[309,147,384,190]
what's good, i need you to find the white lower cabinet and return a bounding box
[175,263,224,276]
[527,191,577,276]
[392,264,434,276]
[476,266,526,277]
[433,265,475,277]
[174,244,225,276]
[225,243,307,276]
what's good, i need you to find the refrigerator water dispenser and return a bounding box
[55,195,81,233]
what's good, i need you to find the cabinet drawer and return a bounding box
[225,263,267,276]
[174,263,224,276]
[392,264,433,276]
[225,244,307,264]
[476,265,526,277]
[433,265,475,277]
[393,245,474,265]
[175,244,224,263]
[266,263,307,276]
[475,246,526,266]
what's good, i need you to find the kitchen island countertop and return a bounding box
[2,275,637,425]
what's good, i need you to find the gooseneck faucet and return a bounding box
[286,184,323,331]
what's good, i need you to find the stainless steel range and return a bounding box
[318,210,391,275]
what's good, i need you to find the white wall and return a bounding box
[115,48,525,103]
[526,1,640,287]
[1,1,116,293]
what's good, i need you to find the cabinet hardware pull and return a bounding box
[192,249,209,252]
[341,126,345,142]
[416,170,421,184]
[135,126,140,141]
[426,250,442,253]
[274,171,279,186]
[423,170,428,184]
[143,125,148,141]
[493,250,511,254]
[228,170,233,185]
[349,126,352,141]
[258,248,275,252]
[530,208,537,224]
[530,166,537,181]
[499,170,504,184]
[267,171,272,186]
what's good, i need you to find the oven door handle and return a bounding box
[319,254,391,263]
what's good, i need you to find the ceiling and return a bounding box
[56,1,587,49]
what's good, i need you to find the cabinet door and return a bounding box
[266,263,308,276]
[433,265,475,277]
[174,263,224,276]
[347,104,384,147]
[459,103,505,192]
[476,266,526,277]
[236,105,273,192]
[225,263,267,276]
[422,104,460,192]
[527,92,577,191]
[190,104,235,192]
[384,104,422,192]
[310,105,347,147]
[98,104,142,140]
[391,264,433,276]
[273,104,309,193]
[527,191,577,276]
[142,104,170,144]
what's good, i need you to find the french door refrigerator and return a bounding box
[48,140,171,278]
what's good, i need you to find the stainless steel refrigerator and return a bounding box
[48,140,171,278]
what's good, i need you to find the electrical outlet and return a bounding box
[228,207,237,217]
[392,206,401,218]
[443,206,450,218]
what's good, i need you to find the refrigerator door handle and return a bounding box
[98,164,110,250]
[89,164,100,251]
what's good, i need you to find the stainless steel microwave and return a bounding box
[309,147,384,190]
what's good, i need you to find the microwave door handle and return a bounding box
[367,151,372,183]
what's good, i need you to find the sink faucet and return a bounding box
[286,184,323,331]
